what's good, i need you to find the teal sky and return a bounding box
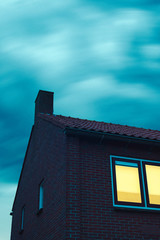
[0,0,160,239]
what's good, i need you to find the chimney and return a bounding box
[35,90,54,122]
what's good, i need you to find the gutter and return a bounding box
[64,127,160,144]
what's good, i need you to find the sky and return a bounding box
[0,0,160,239]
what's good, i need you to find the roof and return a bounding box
[39,114,160,141]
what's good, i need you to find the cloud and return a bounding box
[141,44,160,71]
[83,0,160,9]
[0,0,160,185]
[0,183,17,197]
[0,0,159,92]
[142,44,160,59]
[0,0,83,89]
[56,76,159,120]
[0,183,16,240]
[89,8,154,70]
[66,76,158,101]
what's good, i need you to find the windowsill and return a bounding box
[113,204,160,213]
[36,208,43,215]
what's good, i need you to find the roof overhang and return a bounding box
[64,127,160,145]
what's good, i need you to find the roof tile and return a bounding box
[39,114,160,141]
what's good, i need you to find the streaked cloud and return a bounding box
[56,76,159,121]
[0,0,160,183]
[0,183,16,240]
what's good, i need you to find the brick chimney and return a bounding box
[35,90,54,122]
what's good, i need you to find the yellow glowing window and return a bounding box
[111,156,160,210]
[115,162,142,203]
[145,165,160,205]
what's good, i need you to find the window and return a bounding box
[38,180,44,211]
[20,206,25,232]
[110,156,160,210]
[143,163,160,208]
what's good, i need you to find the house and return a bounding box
[10,90,160,240]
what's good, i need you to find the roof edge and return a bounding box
[38,113,66,129]
[64,127,160,144]
[12,125,35,212]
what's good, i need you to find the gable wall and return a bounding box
[11,118,66,240]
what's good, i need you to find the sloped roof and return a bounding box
[39,114,160,141]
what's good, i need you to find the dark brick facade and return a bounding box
[11,114,160,239]
[11,118,66,240]
[66,132,160,240]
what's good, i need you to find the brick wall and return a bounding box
[11,122,160,240]
[66,134,160,239]
[11,118,66,240]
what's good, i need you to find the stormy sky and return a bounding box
[0,0,160,239]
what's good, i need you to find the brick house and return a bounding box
[10,90,160,240]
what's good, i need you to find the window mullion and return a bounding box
[140,161,147,207]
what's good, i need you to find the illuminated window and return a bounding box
[115,162,142,203]
[143,163,160,208]
[112,159,144,207]
[111,156,160,210]
[39,180,44,211]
